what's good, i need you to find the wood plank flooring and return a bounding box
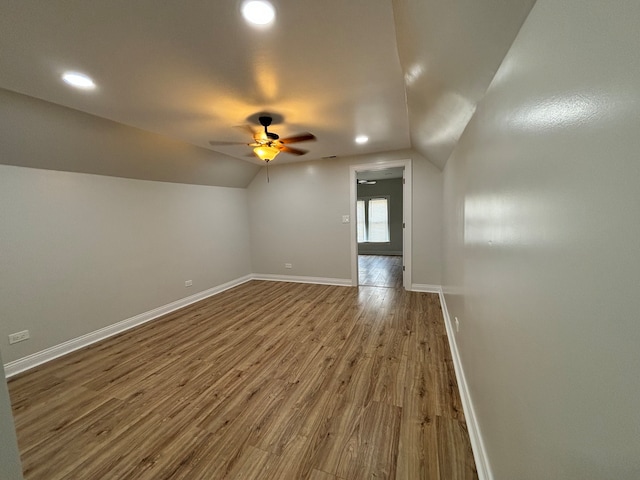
[8,280,477,480]
[358,255,403,288]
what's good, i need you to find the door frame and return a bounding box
[349,159,412,289]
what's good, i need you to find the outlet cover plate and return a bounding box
[9,330,30,344]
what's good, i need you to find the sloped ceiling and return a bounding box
[0,0,408,168]
[392,0,537,169]
[0,0,536,184]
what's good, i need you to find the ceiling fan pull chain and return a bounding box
[266,160,270,183]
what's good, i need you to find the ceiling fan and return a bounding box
[209,115,316,163]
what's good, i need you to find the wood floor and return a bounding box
[8,280,477,480]
[358,255,403,288]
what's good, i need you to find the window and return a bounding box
[357,197,390,243]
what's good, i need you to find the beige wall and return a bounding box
[441,0,640,477]
[0,165,252,364]
[247,149,442,285]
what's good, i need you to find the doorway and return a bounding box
[349,160,412,289]
[358,254,403,288]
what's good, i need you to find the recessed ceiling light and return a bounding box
[62,71,96,90]
[355,135,369,144]
[242,0,275,25]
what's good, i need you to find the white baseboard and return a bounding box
[4,274,253,378]
[251,273,352,287]
[438,288,493,480]
[410,283,442,293]
[4,274,352,377]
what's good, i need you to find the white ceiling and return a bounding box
[0,0,537,173]
[0,0,410,165]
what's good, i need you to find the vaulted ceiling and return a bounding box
[0,0,536,175]
[393,0,536,169]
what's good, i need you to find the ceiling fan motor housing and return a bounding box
[259,116,280,140]
[258,116,273,127]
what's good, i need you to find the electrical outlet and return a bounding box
[342,215,350,223]
[455,317,460,333]
[285,263,292,269]
[9,330,30,344]
[185,280,193,287]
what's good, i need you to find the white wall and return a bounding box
[0,165,252,364]
[442,0,640,478]
[247,148,442,285]
[0,354,23,479]
[412,152,443,285]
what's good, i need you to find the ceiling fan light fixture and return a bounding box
[254,144,280,162]
[242,0,275,26]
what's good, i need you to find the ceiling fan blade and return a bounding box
[209,140,248,146]
[279,145,308,155]
[279,132,316,144]
[235,124,261,140]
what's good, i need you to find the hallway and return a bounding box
[358,255,403,288]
